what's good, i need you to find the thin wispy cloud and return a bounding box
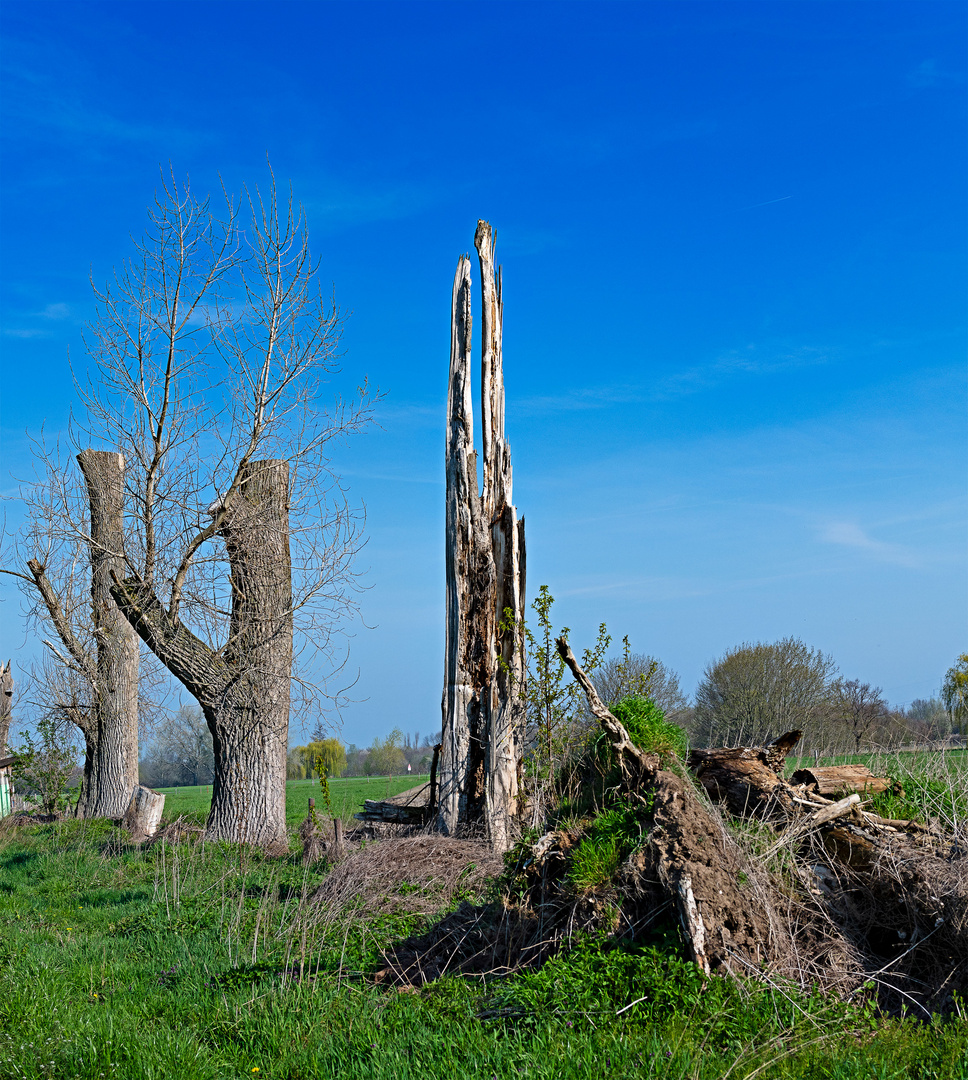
[303,178,443,231]
[818,521,920,568]
[907,59,964,88]
[516,341,833,414]
[652,343,832,400]
[35,302,71,320]
[2,327,51,339]
[737,195,792,211]
[2,36,197,150]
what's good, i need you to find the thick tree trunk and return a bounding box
[111,459,291,846]
[440,222,526,850]
[75,450,140,819]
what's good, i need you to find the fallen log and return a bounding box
[688,732,803,820]
[788,765,899,798]
[355,782,433,825]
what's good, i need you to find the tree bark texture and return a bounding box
[0,661,12,756]
[75,450,140,819]
[440,222,526,851]
[112,459,292,846]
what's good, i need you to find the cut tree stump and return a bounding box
[122,785,165,842]
[788,764,899,797]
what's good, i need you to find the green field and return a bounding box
[156,775,431,830]
[1,752,966,1078]
[1,816,966,1080]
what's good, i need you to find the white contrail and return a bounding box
[738,195,793,210]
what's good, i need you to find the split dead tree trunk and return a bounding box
[0,661,12,756]
[112,459,292,846]
[26,450,140,819]
[440,221,526,851]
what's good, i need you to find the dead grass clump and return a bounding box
[805,828,968,1017]
[308,834,502,921]
[150,816,205,846]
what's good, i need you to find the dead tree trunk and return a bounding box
[112,459,292,847]
[0,661,12,756]
[440,222,526,851]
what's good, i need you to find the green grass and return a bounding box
[0,818,965,1079]
[785,749,967,825]
[156,775,430,830]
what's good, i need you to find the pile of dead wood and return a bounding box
[373,639,966,1017]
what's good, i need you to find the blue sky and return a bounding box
[1,1,965,744]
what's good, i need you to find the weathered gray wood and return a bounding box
[122,784,165,842]
[789,764,896,797]
[0,661,12,757]
[356,782,433,825]
[439,223,526,852]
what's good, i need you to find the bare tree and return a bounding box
[140,704,214,788]
[592,649,689,722]
[692,638,837,749]
[831,679,889,754]
[12,169,375,845]
[2,446,146,818]
[106,172,375,845]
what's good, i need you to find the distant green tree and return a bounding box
[942,654,968,732]
[365,728,406,776]
[12,714,78,814]
[693,638,838,749]
[287,738,347,779]
[307,737,347,777]
[906,698,951,742]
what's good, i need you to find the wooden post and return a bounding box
[440,222,526,851]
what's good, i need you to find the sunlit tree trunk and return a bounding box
[440,222,526,851]
[112,460,291,846]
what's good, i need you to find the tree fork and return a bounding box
[111,459,291,846]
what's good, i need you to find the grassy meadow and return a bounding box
[0,754,965,1079]
[156,775,431,831]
